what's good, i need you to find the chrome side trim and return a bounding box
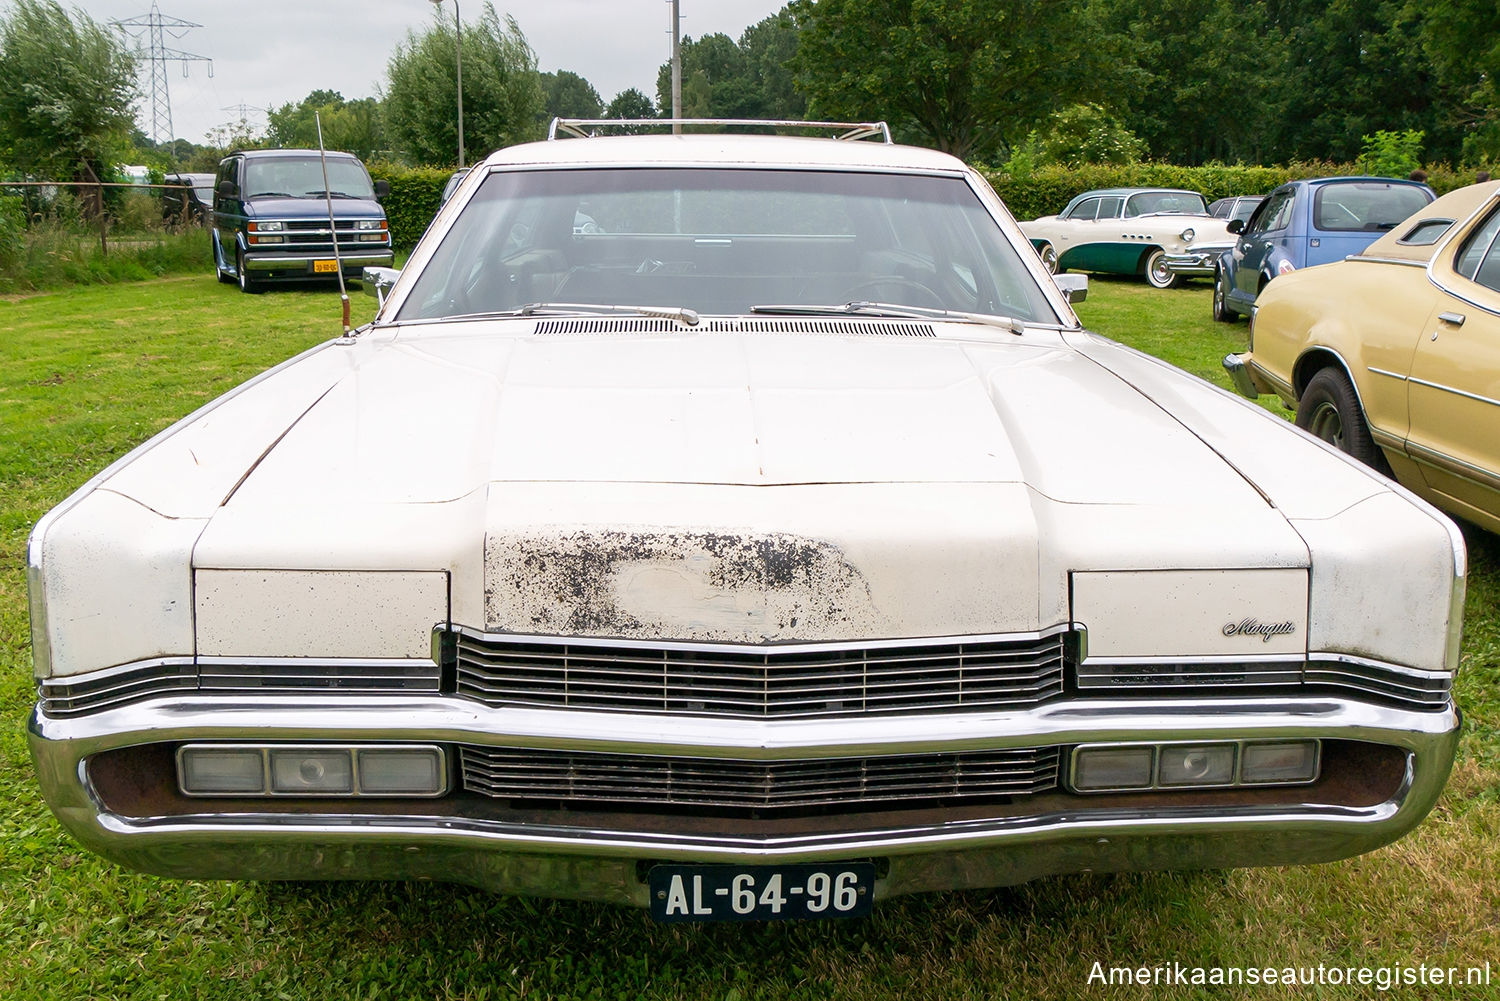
[1346,256,1427,269]
[1368,366,1408,383]
[1407,375,1500,410]
[1404,439,1500,493]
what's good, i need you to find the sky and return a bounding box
[61,1,786,145]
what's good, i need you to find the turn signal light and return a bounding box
[178,743,448,797]
[1071,739,1319,793]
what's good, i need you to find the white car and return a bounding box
[1020,187,1234,288]
[28,120,1463,923]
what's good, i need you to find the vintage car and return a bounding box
[1212,176,1435,322]
[29,120,1464,922]
[1225,179,1500,535]
[1209,195,1264,225]
[1019,187,1233,288]
[211,148,395,293]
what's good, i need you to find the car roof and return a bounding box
[482,133,970,174]
[229,148,360,160]
[1075,188,1202,198]
[1281,175,1432,190]
[1361,180,1500,262]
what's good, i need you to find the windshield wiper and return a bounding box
[428,302,701,327]
[246,191,294,198]
[304,190,356,198]
[750,301,1026,334]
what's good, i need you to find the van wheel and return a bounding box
[236,249,261,294]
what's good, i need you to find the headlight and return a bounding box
[1180,227,1195,242]
[354,219,386,231]
[1276,259,1297,275]
[249,220,284,233]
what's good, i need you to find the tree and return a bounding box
[1025,103,1146,167]
[0,0,137,186]
[384,4,543,165]
[266,90,386,160]
[788,0,1129,161]
[1414,0,1500,163]
[653,12,806,121]
[541,70,603,121]
[604,88,656,120]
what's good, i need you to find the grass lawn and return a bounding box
[1,275,1496,1000]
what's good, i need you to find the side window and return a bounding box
[1064,197,1101,221]
[1096,196,1124,219]
[1454,206,1500,293]
[1248,192,1289,235]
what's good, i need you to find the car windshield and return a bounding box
[1124,191,1208,216]
[1314,182,1433,232]
[242,156,375,199]
[396,167,1058,324]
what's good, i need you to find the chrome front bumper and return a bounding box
[29,694,1460,906]
[1163,246,1231,277]
[243,249,395,274]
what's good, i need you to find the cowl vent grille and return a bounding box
[530,318,936,337]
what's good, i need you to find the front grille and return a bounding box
[460,745,1060,815]
[1075,656,1451,710]
[451,629,1070,718]
[39,659,440,717]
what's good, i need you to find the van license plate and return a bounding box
[648,863,874,922]
[313,259,339,273]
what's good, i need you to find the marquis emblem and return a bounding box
[1222,618,1297,642]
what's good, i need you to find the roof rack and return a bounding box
[547,118,892,144]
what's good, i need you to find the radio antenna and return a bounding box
[315,111,351,335]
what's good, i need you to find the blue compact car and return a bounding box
[1212,177,1434,322]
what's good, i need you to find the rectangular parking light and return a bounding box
[1241,740,1320,785]
[178,744,448,797]
[178,747,265,794]
[1072,745,1154,791]
[1158,744,1236,787]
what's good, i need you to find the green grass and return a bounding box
[1,276,1496,1000]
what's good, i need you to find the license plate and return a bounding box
[648,863,875,922]
[312,259,339,273]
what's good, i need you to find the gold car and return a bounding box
[1225,180,1500,534]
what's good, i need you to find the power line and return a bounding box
[111,2,213,146]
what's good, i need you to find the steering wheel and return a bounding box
[839,277,945,309]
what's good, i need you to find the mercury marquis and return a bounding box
[1225,179,1500,536]
[29,120,1464,922]
[1019,187,1233,288]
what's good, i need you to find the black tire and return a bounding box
[1038,242,1058,274]
[1295,367,1383,469]
[1144,248,1179,289]
[1211,266,1235,322]
[236,248,261,294]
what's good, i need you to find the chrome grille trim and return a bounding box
[1076,655,1451,709]
[530,318,937,337]
[459,745,1061,813]
[451,627,1071,718]
[39,658,441,717]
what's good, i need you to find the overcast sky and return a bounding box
[61,1,785,145]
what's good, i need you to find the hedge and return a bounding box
[367,159,1485,249]
[974,161,1479,221]
[367,163,452,249]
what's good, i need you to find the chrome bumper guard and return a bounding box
[1161,251,1220,277]
[1223,352,1262,399]
[29,694,1459,906]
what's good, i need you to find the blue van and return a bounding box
[211,149,394,293]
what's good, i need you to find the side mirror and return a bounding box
[1054,273,1088,303]
[361,266,400,307]
[373,179,391,198]
[217,180,236,198]
[1226,218,1244,235]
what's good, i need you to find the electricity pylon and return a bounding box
[112,3,213,146]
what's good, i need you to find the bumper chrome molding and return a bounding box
[28,692,1460,905]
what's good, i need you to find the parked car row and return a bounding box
[1226,179,1500,535]
[27,120,1465,918]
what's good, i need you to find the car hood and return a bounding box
[219,321,1271,508]
[244,196,384,219]
[111,320,1332,644]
